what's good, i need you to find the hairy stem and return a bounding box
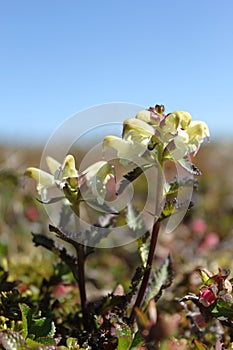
[76,244,89,331]
[129,220,160,323]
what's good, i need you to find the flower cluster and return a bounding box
[25,155,114,204]
[25,104,209,214]
[104,105,209,167]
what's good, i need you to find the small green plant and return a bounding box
[21,105,210,348]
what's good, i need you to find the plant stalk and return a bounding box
[129,220,160,323]
[76,244,89,331]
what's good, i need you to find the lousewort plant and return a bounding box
[23,105,209,349]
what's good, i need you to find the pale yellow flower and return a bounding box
[186,120,210,154]
[26,155,115,205]
[25,167,55,199]
[81,161,115,204]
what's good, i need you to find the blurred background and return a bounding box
[0,0,233,306]
[1,0,233,146]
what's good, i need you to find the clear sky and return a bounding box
[1,0,233,145]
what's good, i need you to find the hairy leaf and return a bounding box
[19,303,32,339]
[0,330,26,350]
[117,164,153,195]
[137,231,150,268]
[126,204,145,233]
[165,177,198,197]
[49,224,79,249]
[178,156,201,175]
[31,233,79,282]
[126,266,145,304]
[143,255,173,307]
[210,298,233,320]
[19,303,56,343]
[30,317,56,339]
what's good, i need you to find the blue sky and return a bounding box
[1,0,233,145]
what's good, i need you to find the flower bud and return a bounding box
[199,286,216,307]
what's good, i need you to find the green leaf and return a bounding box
[126,266,145,304]
[118,337,131,350]
[19,303,56,344]
[165,177,198,197]
[111,318,132,350]
[66,337,79,348]
[178,156,201,175]
[26,337,57,348]
[159,200,177,221]
[129,331,145,349]
[19,303,32,339]
[30,317,56,339]
[143,255,173,307]
[32,336,56,345]
[194,339,208,350]
[210,298,233,320]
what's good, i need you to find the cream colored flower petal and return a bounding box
[46,156,61,175]
[123,118,154,139]
[103,135,148,162]
[25,167,55,198]
[173,137,189,160]
[25,167,55,187]
[135,109,151,123]
[82,161,115,205]
[160,113,180,135]
[61,155,78,179]
[83,161,113,182]
[187,120,210,139]
[103,135,132,153]
[186,121,210,154]
[172,111,192,129]
[177,128,189,143]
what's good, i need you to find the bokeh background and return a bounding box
[1,0,233,145]
[0,2,233,345]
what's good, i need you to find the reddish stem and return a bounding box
[76,245,89,331]
[129,220,160,323]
